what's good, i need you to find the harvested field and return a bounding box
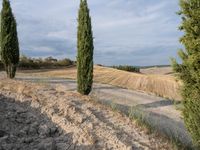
[18,66,182,100]
[0,79,175,150]
[140,67,173,75]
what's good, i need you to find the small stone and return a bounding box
[77,116,83,124]
[2,143,14,150]
[50,126,58,136]
[23,137,33,144]
[68,144,76,150]
[38,138,56,150]
[18,129,26,137]
[87,123,93,130]
[16,108,27,114]
[0,130,6,138]
[31,101,40,109]
[38,124,50,137]
[8,134,17,143]
[28,126,38,135]
[56,143,70,150]
[0,135,8,143]
[15,118,24,124]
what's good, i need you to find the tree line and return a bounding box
[0,56,74,70]
[0,0,200,148]
[111,65,140,73]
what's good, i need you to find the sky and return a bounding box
[1,0,182,66]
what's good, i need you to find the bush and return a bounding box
[112,65,140,73]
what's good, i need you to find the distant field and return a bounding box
[140,67,173,75]
[17,65,181,101]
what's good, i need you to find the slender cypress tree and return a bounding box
[1,0,19,79]
[172,0,200,147]
[77,0,94,95]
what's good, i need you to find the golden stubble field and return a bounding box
[19,65,182,101]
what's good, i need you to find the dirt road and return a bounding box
[15,76,192,148]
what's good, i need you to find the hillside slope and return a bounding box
[18,66,181,100]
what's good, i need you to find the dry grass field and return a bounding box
[19,65,182,101]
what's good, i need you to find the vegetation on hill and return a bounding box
[0,56,74,70]
[140,65,171,69]
[77,0,94,95]
[112,65,140,73]
[0,0,19,78]
[19,56,74,69]
[172,0,200,147]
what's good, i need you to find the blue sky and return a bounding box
[2,0,182,66]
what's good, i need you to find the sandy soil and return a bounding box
[0,78,174,150]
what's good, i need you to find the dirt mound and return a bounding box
[0,79,173,150]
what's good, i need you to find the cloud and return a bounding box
[0,0,182,66]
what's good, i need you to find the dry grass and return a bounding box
[19,65,182,101]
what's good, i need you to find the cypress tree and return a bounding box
[77,0,94,95]
[1,0,19,79]
[172,0,200,147]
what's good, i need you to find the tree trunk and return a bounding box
[5,64,16,79]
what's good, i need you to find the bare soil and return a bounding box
[0,77,174,150]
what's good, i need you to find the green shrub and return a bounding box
[112,65,140,73]
[56,58,74,67]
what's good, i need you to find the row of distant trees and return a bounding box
[112,65,140,73]
[0,56,74,70]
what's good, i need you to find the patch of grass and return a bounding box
[128,106,193,150]
[110,101,118,111]
[173,101,184,111]
[90,92,193,149]
[35,78,50,87]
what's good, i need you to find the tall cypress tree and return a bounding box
[1,0,19,79]
[172,0,200,147]
[77,0,94,95]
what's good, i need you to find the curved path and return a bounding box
[16,76,192,148]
